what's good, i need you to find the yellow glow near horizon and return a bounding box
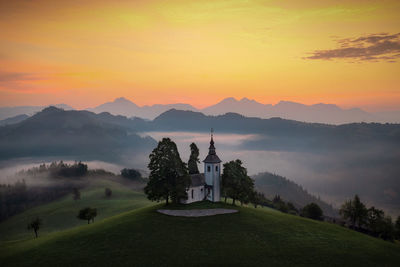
[0,0,399,111]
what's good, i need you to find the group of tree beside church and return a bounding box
[144,134,262,207]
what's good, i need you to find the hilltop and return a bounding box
[1,200,399,266]
[0,107,156,164]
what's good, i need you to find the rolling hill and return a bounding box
[0,104,73,120]
[0,107,156,164]
[253,172,337,217]
[0,114,29,126]
[0,200,399,266]
[0,179,152,242]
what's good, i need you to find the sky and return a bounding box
[0,0,399,111]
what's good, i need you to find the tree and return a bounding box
[301,203,323,221]
[249,191,269,208]
[238,175,255,206]
[105,188,112,198]
[379,216,395,241]
[77,207,97,224]
[120,168,142,180]
[287,202,298,214]
[144,138,191,205]
[339,194,368,229]
[221,160,254,206]
[27,217,42,238]
[188,143,200,174]
[395,216,400,240]
[272,195,288,213]
[72,187,80,200]
[366,206,385,236]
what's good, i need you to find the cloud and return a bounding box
[0,72,44,82]
[0,72,45,91]
[305,33,400,62]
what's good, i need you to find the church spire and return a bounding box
[209,128,216,155]
[203,128,221,163]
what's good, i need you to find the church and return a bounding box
[180,132,222,204]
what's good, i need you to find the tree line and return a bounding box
[18,161,88,178]
[0,180,76,221]
[339,194,400,242]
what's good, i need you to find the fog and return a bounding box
[0,160,127,185]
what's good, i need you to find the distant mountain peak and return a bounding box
[240,97,253,102]
[114,97,130,103]
[219,97,238,103]
[41,106,64,113]
[276,100,304,106]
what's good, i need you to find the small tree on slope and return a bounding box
[77,207,97,224]
[340,195,368,229]
[301,203,323,221]
[27,217,42,238]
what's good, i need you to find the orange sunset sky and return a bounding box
[0,0,399,111]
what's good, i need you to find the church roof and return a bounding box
[203,154,222,163]
[190,173,205,187]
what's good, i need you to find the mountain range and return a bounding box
[0,104,73,120]
[0,107,156,164]
[88,97,400,124]
[1,97,399,124]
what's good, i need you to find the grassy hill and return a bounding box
[1,200,399,266]
[0,179,152,242]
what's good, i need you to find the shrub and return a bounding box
[121,168,142,180]
[301,203,323,221]
[105,188,112,198]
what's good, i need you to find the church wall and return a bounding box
[205,163,221,202]
[181,185,205,204]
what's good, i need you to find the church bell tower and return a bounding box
[203,129,222,202]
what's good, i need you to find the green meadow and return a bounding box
[1,186,399,267]
[0,180,152,243]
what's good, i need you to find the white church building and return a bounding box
[181,132,222,204]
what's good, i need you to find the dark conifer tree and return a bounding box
[188,143,200,175]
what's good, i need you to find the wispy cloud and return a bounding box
[0,72,42,82]
[0,71,45,91]
[305,33,400,62]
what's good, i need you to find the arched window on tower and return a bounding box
[207,166,210,172]
[191,189,194,199]
[215,165,218,171]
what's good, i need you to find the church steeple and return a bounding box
[203,128,221,163]
[208,128,216,155]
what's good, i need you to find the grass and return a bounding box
[0,179,152,243]
[159,199,237,209]
[1,200,399,266]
